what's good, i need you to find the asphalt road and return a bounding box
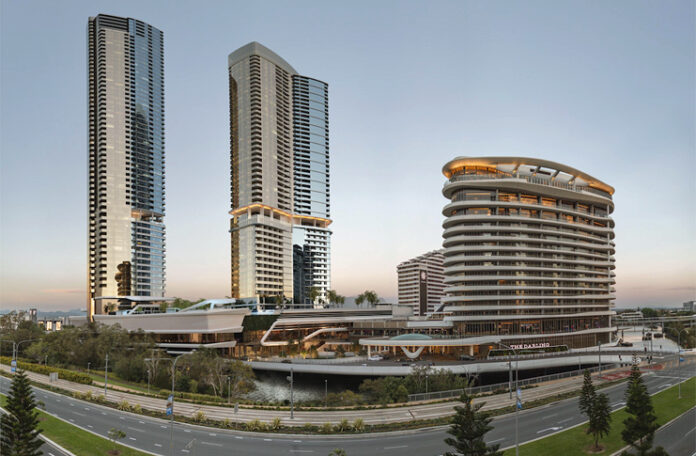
[653,406,696,456]
[1,364,694,456]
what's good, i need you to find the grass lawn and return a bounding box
[87,371,153,395]
[503,376,696,455]
[1,394,151,456]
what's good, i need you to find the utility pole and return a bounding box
[104,353,109,398]
[324,378,328,408]
[290,367,294,419]
[227,376,231,405]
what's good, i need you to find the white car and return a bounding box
[368,355,383,361]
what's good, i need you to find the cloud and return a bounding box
[41,289,83,294]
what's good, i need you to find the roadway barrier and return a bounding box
[408,363,620,402]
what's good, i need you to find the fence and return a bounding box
[407,363,619,402]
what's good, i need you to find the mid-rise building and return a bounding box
[87,15,166,318]
[228,42,331,307]
[440,157,616,351]
[397,250,445,315]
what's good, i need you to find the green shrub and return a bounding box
[117,400,130,411]
[353,418,365,431]
[192,410,206,422]
[131,404,142,414]
[271,417,282,430]
[246,419,263,431]
[321,422,333,434]
[0,357,93,385]
[335,418,351,432]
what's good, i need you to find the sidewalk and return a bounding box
[0,357,687,426]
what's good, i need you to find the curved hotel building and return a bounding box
[440,157,616,351]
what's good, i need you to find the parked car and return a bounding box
[368,355,383,361]
[459,354,475,361]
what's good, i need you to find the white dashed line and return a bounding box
[201,441,222,447]
[155,443,162,447]
[87,425,93,428]
[263,438,272,441]
[234,436,243,440]
[293,440,302,443]
[384,445,408,450]
[209,433,216,436]
[128,437,136,441]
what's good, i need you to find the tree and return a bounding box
[308,287,320,305]
[328,449,347,456]
[579,369,596,419]
[444,390,503,456]
[588,392,611,451]
[356,290,379,308]
[108,428,126,455]
[622,364,659,455]
[0,370,43,456]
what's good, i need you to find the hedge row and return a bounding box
[0,357,93,385]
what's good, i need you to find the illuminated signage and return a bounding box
[510,342,550,350]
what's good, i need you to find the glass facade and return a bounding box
[88,15,166,317]
[292,76,332,305]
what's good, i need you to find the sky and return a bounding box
[1,0,694,311]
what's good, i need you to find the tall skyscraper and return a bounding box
[228,42,331,306]
[87,15,166,319]
[397,250,445,315]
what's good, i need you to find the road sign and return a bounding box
[166,394,173,416]
[516,388,522,399]
[516,399,523,410]
[10,360,16,373]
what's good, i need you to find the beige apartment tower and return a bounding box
[397,250,445,315]
[87,15,166,319]
[228,42,332,305]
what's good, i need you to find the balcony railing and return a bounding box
[446,174,612,199]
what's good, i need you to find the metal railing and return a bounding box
[407,363,619,402]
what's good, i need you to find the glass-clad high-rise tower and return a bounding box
[87,15,166,319]
[228,42,332,307]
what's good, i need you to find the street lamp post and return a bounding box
[598,341,602,378]
[324,379,328,408]
[498,342,519,456]
[665,327,689,399]
[227,376,231,405]
[87,362,91,376]
[145,352,195,456]
[104,353,109,398]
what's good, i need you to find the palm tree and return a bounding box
[356,290,379,308]
[326,290,345,308]
[308,287,320,305]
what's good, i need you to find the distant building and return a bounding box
[28,308,38,324]
[38,319,62,332]
[397,250,445,315]
[684,301,695,312]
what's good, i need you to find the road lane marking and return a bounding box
[543,413,558,419]
[208,433,216,436]
[183,429,191,433]
[69,419,74,422]
[293,440,302,443]
[558,417,573,424]
[201,442,222,447]
[101,412,106,415]
[488,438,505,443]
[537,426,562,434]
[161,425,167,429]
[84,407,90,411]
[128,437,136,441]
[138,420,144,424]
[384,445,408,450]
[87,425,93,429]
[155,444,162,447]
[127,426,145,433]
[234,436,243,440]
[264,438,272,441]
[289,451,313,453]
